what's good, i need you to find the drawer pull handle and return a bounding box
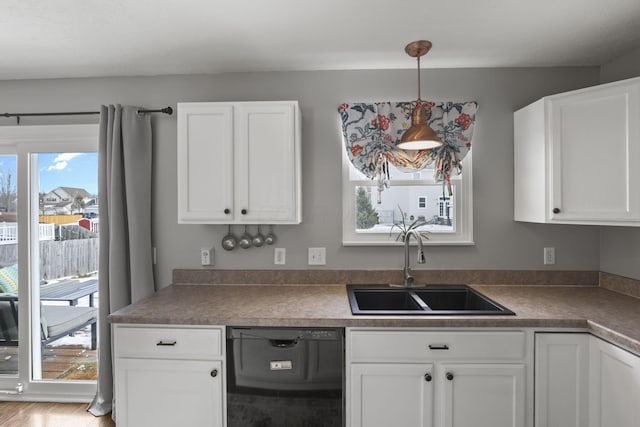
[156,340,177,346]
[446,372,454,381]
[428,344,449,350]
[424,373,432,382]
[210,369,218,378]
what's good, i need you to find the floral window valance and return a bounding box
[338,101,478,200]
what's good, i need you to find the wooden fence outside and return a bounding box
[39,214,83,225]
[0,238,99,280]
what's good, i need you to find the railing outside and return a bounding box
[0,222,17,243]
[0,218,99,246]
[40,223,56,241]
[0,223,58,245]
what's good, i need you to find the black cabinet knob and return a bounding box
[553,208,560,214]
[446,372,454,381]
[241,209,247,215]
[210,369,218,378]
[224,208,230,214]
[424,373,432,382]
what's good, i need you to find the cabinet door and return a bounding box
[535,333,589,427]
[548,79,640,223]
[589,337,640,427]
[178,103,234,223]
[350,363,434,427]
[115,358,224,427]
[438,363,526,427]
[234,102,300,223]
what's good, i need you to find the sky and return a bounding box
[0,152,99,195]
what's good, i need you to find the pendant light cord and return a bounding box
[416,55,422,102]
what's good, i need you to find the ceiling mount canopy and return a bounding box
[397,40,443,151]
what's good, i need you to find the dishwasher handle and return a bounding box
[269,339,299,348]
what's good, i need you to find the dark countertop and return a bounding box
[109,283,640,355]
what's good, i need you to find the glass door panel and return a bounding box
[0,155,19,377]
[34,152,99,381]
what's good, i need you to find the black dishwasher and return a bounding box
[226,327,344,427]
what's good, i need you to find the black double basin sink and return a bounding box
[347,284,514,315]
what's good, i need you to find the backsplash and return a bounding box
[173,269,599,287]
[600,272,640,299]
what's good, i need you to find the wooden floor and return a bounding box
[0,402,115,427]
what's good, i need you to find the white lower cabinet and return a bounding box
[350,363,434,427]
[347,328,530,427]
[588,335,640,427]
[113,325,226,427]
[116,358,223,427]
[111,325,640,427]
[439,363,526,427]
[535,333,640,427]
[534,333,590,427]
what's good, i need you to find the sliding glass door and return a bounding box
[0,125,99,399]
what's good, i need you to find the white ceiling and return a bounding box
[2,0,640,80]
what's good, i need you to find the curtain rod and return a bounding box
[1,106,173,125]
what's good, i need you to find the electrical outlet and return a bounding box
[274,248,286,265]
[201,247,214,266]
[543,247,555,265]
[308,247,326,265]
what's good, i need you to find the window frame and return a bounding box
[342,149,474,246]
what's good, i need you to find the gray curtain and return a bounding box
[88,105,156,417]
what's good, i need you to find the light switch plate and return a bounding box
[274,248,286,265]
[543,247,555,265]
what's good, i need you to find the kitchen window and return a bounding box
[342,150,473,245]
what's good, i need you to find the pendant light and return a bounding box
[397,40,443,151]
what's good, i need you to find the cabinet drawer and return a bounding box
[349,329,526,362]
[114,326,223,360]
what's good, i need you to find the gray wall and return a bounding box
[0,67,602,287]
[599,47,640,280]
[600,46,640,84]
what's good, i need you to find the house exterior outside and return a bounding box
[358,185,453,228]
[41,187,92,215]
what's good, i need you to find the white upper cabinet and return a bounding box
[177,101,302,224]
[514,77,640,226]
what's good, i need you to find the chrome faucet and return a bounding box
[403,230,426,287]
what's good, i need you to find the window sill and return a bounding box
[342,240,476,246]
